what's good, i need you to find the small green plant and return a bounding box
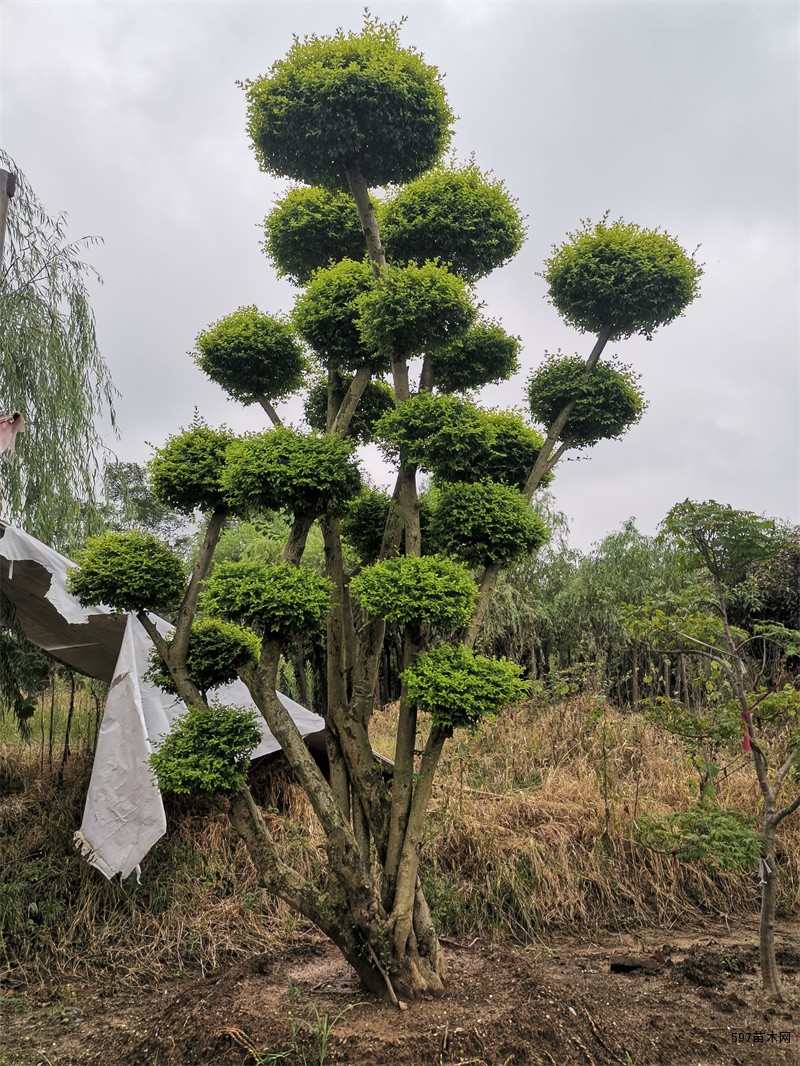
[636,802,762,872]
[254,981,363,1066]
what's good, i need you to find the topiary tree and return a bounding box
[68,16,701,1001]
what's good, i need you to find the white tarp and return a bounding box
[0,521,325,879]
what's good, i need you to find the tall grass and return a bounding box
[2,692,798,987]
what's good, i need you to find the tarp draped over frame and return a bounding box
[0,521,325,879]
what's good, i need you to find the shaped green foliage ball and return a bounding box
[433,320,521,393]
[401,642,529,731]
[264,186,369,286]
[149,422,234,514]
[350,554,477,630]
[150,703,263,796]
[293,259,378,373]
[194,306,306,405]
[431,481,549,568]
[375,393,491,479]
[543,217,702,340]
[202,561,332,636]
[382,163,525,281]
[434,410,551,492]
[223,428,362,518]
[148,618,261,697]
[68,531,186,613]
[528,355,645,448]
[357,261,475,358]
[340,487,393,563]
[245,19,453,189]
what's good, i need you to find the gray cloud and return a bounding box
[2,0,797,549]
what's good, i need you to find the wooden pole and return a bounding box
[0,168,17,271]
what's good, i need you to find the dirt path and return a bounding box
[1,921,798,1065]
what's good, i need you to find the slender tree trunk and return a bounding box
[759,818,784,1000]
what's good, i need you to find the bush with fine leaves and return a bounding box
[375,393,491,479]
[264,186,368,286]
[433,320,520,393]
[149,703,263,796]
[149,422,234,514]
[68,532,186,613]
[293,260,378,373]
[194,306,306,404]
[148,618,261,697]
[202,561,332,636]
[244,19,453,189]
[431,481,549,568]
[350,554,476,630]
[357,261,475,358]
[223,429,362,518]
[543,217,702,340]
[528,356,645,448]
[401,642,529,731]
[382,162,525,282]
[341,488,393,563]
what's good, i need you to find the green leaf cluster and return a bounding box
[304,374,395,443]
[543,217,702,340]
[350,554,477,630]
[293,259,378,372]
[245,18,453,188]
[149,422,234,515]
[68,531,186,613]
[438,410,551,492]
[263,186,367,285]
[202,561,332,636]
[433,320,520,393]
[431,481,549,568]
[149,703,263,796]
[223,429,362,518]
[637,803,762,872]
[664,500,783,588]
[528,355,645,448]
[147,618,261,697]
[381,162,525,281]
[402,642,529,731]
[358,261,475,358]
[194,306,306,405]
[340,487,392,563]
[375,393,490,477]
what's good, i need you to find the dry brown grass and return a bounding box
[2,694,798,987]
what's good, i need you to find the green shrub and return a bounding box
[402,642,529,730]
[543,217,702,340]
[350,554,477,630]
[223,429,362,518]
[149,422,234,514]
[433,320,520,392]
[528,355,645,448]
[148,619,261,697]
[263,186,368,285]
[382,162,524,281]
[194,306,306,404]
[149,703,263,796]
[637,803,763,872]
[357,261,475,358]
[293,259,378,373]
[244,17,453,188]
[375,392,491,478]
[340,488,393,563]
[202,561,332,636]
[431,481,549,568]
[68,532,186,613]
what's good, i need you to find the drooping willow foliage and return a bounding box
[0,150,117,551]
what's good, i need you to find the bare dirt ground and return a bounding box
[2,920,798,1066]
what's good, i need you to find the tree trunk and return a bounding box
[759,820,784,1000]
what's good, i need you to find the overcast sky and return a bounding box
[2,0,798,551]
